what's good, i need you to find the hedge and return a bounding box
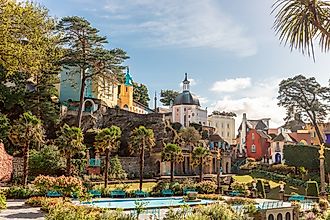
[252,170,306,187]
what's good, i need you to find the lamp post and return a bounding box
[319,143,327,197]
[217,148,222,194]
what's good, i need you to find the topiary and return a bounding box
[305,180,319,197]
[0,192,6,210]
[256,179,266,198]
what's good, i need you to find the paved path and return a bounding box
[0,200,45,220]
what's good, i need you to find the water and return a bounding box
[83,197,215,210]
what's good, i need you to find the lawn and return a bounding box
[95,182,157,192]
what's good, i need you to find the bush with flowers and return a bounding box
[33,175,84,197]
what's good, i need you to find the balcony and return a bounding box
[89,158,101,167]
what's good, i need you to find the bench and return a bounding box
[110,189,126,198]
[228,190,243,197]
[288,194,305,201]
[134,190,149,197]
[88,189,102,198]
[183,188,197,195]
[161,189,174,197]
[46,191,62,197]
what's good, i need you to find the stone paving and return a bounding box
[0,200,45,220]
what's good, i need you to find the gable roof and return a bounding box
[209,134,223,142]
[238,119,269,131]
[272,132,295,142]
[256,130,271,139]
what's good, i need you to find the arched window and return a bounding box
[277,213,283,220]
[268,214,274,220]
[285,212,291,220]
[252,133,255,140]
[251,144,256,153]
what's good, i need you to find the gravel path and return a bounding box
[0,200,45,220]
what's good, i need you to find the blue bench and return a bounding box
[183,188,197,195]
[134,190,149,197]
[110,189,126,198]
[288,194,305,201]
[46,191,62,197]
[88,190,102,198]
[161,189,174,197]
[228,190,243,197]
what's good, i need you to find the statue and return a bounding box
[124,67,133,86]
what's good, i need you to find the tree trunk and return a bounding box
[66,153,71,176]
[217,158,221,194]
[199,158,203,182]
[170,161,174,182]
[23,145,29,186]
[139,148,144,191]
[104,148,110,188]
[77,69,86,128]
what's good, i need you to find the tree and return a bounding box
[0,0,62,77]
[9,112,44,185]
[109,156,127,180]
[94,126,121,188]
[162,143,183,182]
[58,16,128,128]
[133,82,150,106]
[129,126,156,190]
[160,90,179,106]
[180,127,202,148]
[0,113,10,143]
[56,124,85,176]
[278,75,330,144]
[211,111,237,117]
[192,146,211,182]
[272,0,330,60]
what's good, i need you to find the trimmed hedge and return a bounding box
[252,170,306,187]
[305,181,319,197]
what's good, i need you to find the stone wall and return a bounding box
[119,156,160,178]
[12,157,24,179]
[0,143,13,182]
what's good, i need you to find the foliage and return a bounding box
[268,164,295,175]
[306,181,319,197]
[129,126,156,190]
[231,182,248,193]
[33,175,84,197]
[109,156,127,180]
[25,197,70,207]
[160,89,180,106]
[256,179,266,198]
[162,143,183,182]
[58,16,128,127]
[94,126,121,187]
[211,111,237,117]
[197,194,224,201]
[5,185,41,199]
[277,75,330,143]
[180,127,201,147]
[0,0,62,76]
[9,112,44,185]
[56,124,85,176]
[196,181,217,194]
[0,192,6,210]
[150,180,183,196]
[226,197,256,205]
[29,145,65,177]
[191,146,211,182]
[133,82,150,106]
[272,0,330,59]
[252,170,306,187]
[0,113,10,143]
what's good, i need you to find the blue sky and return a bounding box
[36,0,330,127]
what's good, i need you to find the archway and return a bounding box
[123,104,129,111]
[275,153,282,164]
[83,99,95,112]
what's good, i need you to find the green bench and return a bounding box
[228,190,243,197]
[46,191,62,197]
[183,188,197,195]
[161,189,174,197]
[110,189,126,198]
[134,190,149,197]
[88,190,102,198]
[288,194,305,201]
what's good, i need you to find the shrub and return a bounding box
[0,192,6,210]
[197,194,224,200]
[25,197,70,208]
[268,164,295,175]
[108,156,127,180]
[5,185,41,199]
[196,181,217,194]
[29,145,65,177]
[319,199,329,211]
[226,197,256,205]
[231,181,248,193]
[306,181,319,197]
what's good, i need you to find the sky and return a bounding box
[35,0,330,128]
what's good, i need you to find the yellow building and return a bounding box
[305,122,330,145]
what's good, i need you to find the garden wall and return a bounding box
[12,157,23,179]
[119,156,159,178]
[0,143,13,182]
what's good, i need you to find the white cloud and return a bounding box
[211,77,252,93]
[196,95,209,105]
[179,78,197,88]
[97,0,257,56]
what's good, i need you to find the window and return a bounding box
[177,109,179,112]
[276,142,281,152]
[268,214,274,220]
[221,132,224,137]
[277,213,283,220]
[227,124,230,129]
[251,144,256,153]
[252,133,255,141]
[285,212,291,220]
[221,123,224,128]
[192,113,195,116]
[227,132,230,137]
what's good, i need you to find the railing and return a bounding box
[89,159,101,167]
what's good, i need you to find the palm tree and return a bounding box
[56,124,85,176]
[180,127,201,148]
[192,146,211,182]
[129,126,155,191]
[272,0,330,60]
[9,112,44,186]
[162,143,183,182]
[94,126,121,188]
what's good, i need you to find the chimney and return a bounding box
[240,113,247,155]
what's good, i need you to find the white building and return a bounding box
[171,73,207,127]
[208,113,236,145]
